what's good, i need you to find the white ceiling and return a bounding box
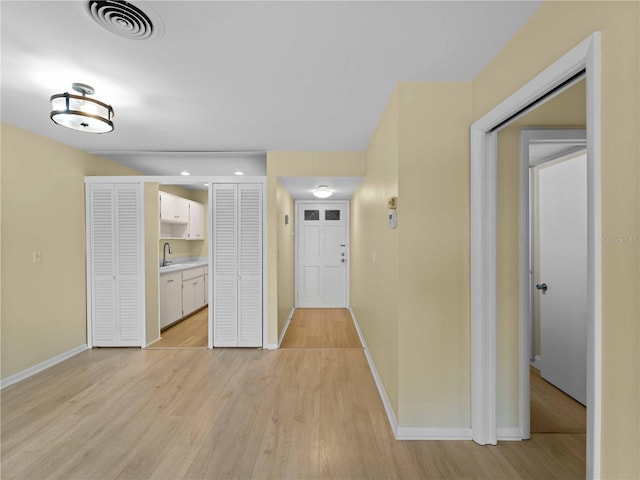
[1,0,542,175]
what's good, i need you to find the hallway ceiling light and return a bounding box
[180,171,190,176]
[234,170,245,176]
[50,83,114,133]
[312,185,333,199]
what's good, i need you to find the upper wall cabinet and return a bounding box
[159,192,205,240]
[187,200,205,240]
[159,192,189,223]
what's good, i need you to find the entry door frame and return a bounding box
[470,32,601,479]
[519,129,587,440]
[294,200,350,308]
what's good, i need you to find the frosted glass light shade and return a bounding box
[312,186,333,198]
[50,91,114,133]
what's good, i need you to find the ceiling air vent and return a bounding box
[88,0,159,40]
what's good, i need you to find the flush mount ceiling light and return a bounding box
[50,83,114,133]
[234,170,245,176]
[180,171,190,176]
[312,185,334,199]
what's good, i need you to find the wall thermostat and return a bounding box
[388,210,397,229]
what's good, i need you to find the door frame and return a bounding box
[470,32,601,479]
[294,200,350,308]
[519,129,587,439]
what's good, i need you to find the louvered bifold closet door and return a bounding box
[213,184,239,346]
[114,184,142,345]
[89,184,117,345]
[89,183,142,347]
[238,184,262,347]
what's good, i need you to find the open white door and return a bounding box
[537,153,587,405]
[296,201,349,308]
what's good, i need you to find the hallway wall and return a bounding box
[351,83,472,428]
[276,181,295,338]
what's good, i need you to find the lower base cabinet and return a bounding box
[160,271,182,329]
[160,265,208,331]
[182,267,205,316]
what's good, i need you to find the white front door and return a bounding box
[296,202,349,308]
[537,153,587,405]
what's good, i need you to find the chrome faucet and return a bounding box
[162,242,172,267]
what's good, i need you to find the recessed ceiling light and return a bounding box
[234,170,245,176]
[180,171,190,176]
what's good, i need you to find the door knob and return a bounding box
[341,259,346,263]
[536,283,548,292]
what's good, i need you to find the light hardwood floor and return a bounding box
[530,366,586,434]
[280,308,362,349]
[147,307,208,349]
[1,311,585,479]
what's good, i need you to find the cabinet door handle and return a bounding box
[168,279,173,283]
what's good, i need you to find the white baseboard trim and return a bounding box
[397,427,473,441]
[348,307,398,437]
[278,307,296,347]
[497,427,523,441]
[1,344,88,390]
[265,344,278,350]
[348,306,368,350]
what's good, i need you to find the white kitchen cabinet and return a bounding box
[160,192,189,223]
[182,266,205,317]
[160,271,183,329]
[187,200,205,240]
[213,183,262,347]
[87,183,142,347]
[204,268,208,305]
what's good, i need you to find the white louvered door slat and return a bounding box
[90,184,117,345]
[238,184,262,347]
[213,184,238,347]
[115,184,141,345]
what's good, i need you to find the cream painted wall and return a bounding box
[0,122,139,380]
[145,183,160,346]
[397,83,472,427]
[351,88,400,416]
[266,151,366,345]
[473,3,639,476]
[276,181,295,339]
[495,80,586,428]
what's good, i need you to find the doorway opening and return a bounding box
[470,32,601,479]
[147,183,210,349]
[521,128,588,441]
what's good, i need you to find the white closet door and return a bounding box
[88,183,142,347]
[90,184,117,345]
[213,184,238,347]
[238,184,262,347]
[114,184,142,345]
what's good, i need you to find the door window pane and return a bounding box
[304,210,320,221]
[325,210,340,221]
